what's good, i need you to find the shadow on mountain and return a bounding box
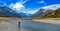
[0,6,22,18]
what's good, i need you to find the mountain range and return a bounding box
[32,8,54,18]
[42,8,60,18]
[32,4,60,18]
[0,4,60,18]
[0,6,32,18]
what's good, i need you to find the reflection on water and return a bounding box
[20,20,60,31]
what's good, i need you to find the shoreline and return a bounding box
[33,20,60,24]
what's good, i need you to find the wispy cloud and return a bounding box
[21,0,28,4]
[38,0,45,3]
[38,0,47,6]
[0,1,7,6]
[42,4,60,10]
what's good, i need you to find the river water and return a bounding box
[20,20,60,31]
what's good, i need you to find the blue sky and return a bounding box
[0,0,60,14]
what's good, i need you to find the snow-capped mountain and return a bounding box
[32,4,60,18]
[0,6,32,18]
[0,6,22,18]
[41,4,60,14]
[42,8,60,18]
[41,4,60,10]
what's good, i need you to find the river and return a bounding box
[20,20,60,31]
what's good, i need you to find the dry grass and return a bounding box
[0,17,60,20]
[32,18,60,20]
[0,17,21,20]
[0,17,32,20]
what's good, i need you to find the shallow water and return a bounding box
[20,20,60,31]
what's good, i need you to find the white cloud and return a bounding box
[38,0,46,6]
[9,2,24,10]
[22,10,38,14]
[21,0,28,4]
[9,0,38,14]
[9,0,28,11]
[38,0,45,3]
[42,4,60,10]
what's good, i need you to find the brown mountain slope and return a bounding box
[42,8,60,18]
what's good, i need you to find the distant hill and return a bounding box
[0,6,22,18]
[42,8,60,18]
